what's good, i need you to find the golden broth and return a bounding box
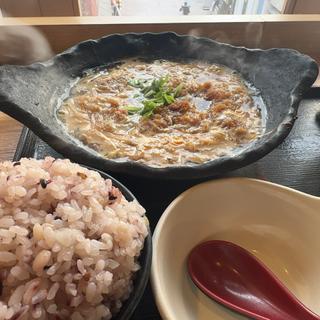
[57,59,265,167]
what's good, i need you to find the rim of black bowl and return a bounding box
[45,33,319,179]
[0,32,318,179]
[85,166,152,320]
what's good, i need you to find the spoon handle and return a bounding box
[188,240,320,320]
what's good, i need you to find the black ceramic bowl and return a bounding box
[85,167,152,320]
[0,32,318,179]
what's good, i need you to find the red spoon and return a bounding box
[188,240,320,320]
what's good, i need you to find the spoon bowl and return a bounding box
[151,178,320,320]
[188,240,320,320]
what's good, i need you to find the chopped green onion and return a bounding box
[128,79,147,88]
[163,93,175,104]
[121,105,143,115]
[174,83,184,97]
[144,90,155,98]
[126,76,183,117]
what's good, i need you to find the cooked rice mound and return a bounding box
[0,157,148,320]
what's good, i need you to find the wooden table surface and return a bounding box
[0,112,22,161]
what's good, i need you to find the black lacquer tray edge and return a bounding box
[13,126,37,162]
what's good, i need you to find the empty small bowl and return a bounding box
[151,178,320,320]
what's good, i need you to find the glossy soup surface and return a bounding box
[58,59,265,167]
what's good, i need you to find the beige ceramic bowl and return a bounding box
[151,178,320,320]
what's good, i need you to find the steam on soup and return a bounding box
[57,59,265,167]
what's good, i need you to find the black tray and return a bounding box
[13,89,320,319]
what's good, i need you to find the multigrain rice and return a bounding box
[0,157,148,320]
